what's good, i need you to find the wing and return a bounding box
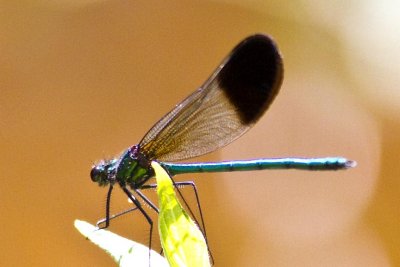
[139,34,283,162]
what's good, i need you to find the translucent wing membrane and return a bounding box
[139,34,283,162]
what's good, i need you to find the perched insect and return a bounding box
[91,34,355,262]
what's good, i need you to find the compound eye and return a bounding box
[90,165,106,183]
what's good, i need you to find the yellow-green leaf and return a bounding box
[152,161,211,267]
[74,220,168,267]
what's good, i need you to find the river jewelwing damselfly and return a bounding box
[90,34,355,260]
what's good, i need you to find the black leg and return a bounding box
[171,180,214,264]
[96,185,139,229]
[96,206,139,228]
[121,186,153,266]
[96,185,113,229]
[173,181,208,238]
[140,181,207,239]
[136,189,159,213]
[140,180,214,264]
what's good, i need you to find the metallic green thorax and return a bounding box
[116,145,154,187]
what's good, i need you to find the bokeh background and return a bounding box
[1,0,399,266]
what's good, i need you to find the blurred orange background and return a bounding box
[1,1,399,266]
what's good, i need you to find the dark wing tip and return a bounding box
[217,34,283,124]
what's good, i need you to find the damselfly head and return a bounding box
[90,159,118,186]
